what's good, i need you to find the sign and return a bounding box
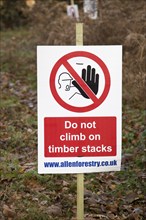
[50,51,110,112]
[37,46,122,174]
[84,0,98,19]
[67,5,79,20]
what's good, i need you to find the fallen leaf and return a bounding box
[3,204,16,218]
[126,193,141,204]
[47,204,62,216]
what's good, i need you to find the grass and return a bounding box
[0,97,20,108]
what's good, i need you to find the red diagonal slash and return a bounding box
[50,51,110,112]
[63,60,98,103]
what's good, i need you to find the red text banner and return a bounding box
[44,117,116,157]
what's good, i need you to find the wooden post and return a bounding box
[71,0,74,5]
[76,23,83,46]
[77,173,84,220]
[76,23,84,220]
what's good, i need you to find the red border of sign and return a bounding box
[50,51,110,112]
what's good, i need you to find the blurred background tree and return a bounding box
[0,0,29,29]
[0,0,70,29]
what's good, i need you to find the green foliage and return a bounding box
[0,97,19,108]
[0,150,20,181]
[22,169,46,183]
[22,208,49,220]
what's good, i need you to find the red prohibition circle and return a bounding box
[50,51,111,113]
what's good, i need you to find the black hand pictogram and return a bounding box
[72,65,99,99]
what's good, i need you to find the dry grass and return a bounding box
[123,32,146,106]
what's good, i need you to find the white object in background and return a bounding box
[67,5,79,20]
[84,0,98,19]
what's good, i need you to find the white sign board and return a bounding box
[67,5,79,20]
[37,46,122,174]
[84,0,98,19]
